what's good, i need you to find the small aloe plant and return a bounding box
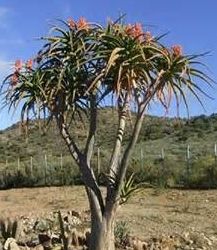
[120,173,142,205]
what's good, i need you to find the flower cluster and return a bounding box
[67,17,89,31]
[171,45,183,57]
[11,58,33,86]
[15,59,22,71]
[26,59,33,70]
[68,18,76,29]
[125,24,133,35]
[125,23,143,40]
[11,59,22,86]
[161,45,183,58]
[125,23,152,43]
[11,73,18,86]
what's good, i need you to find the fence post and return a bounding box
[214,143,217,166]
[160,148,166,186]
[186,145,191,183]
[140,147,144,169]
[44,154,47,186]
[97,147,101,178]
[30,156,33,176]
[161,148,165,160]
[60,153,63,170]
[17,157,20,172]
[60,153,64,186]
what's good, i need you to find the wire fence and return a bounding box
[1,143,217,189]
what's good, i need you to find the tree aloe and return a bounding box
[1,17,212,250]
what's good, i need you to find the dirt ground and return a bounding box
[0,186,217,242]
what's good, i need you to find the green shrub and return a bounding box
[114,220,130,248]
[186,156,217,188]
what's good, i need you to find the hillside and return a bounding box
[0,109,217,188]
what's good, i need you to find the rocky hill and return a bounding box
[0,108,217,188]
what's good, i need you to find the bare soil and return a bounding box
[0,186,217,246]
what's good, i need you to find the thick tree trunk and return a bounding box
[89,211,116,250]
[85,186,116,250]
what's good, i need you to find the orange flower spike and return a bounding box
[11,73,18,86]
[77,17,89,31]
[133,23,143,37]
[15,59,22,72]
[67,18,76,29]
[125,24,133,36]
[125,23,143,41]
[172,45,183,57]
[26,59,33,70]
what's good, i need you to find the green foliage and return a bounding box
[0,158,82,189]
[186,156,217,188]
[114,220,130,248]
[1,17,211,131]
[128,156,184,188]
[0,110,217,189]
[128,153,217,189]
[0,171,37,189]
[120,173,142,204]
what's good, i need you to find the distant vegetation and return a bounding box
[1,108,217,189]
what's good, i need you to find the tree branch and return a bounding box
[56,115,81,164]
[109,95,128,175]
[106,95,128,205]
[120,106,145,175]
[110,102,146,205]
[56,113,105,214]
[110,71,166,202]
[85,95,97,166]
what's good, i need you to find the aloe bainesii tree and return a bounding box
[2,18,212,250]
